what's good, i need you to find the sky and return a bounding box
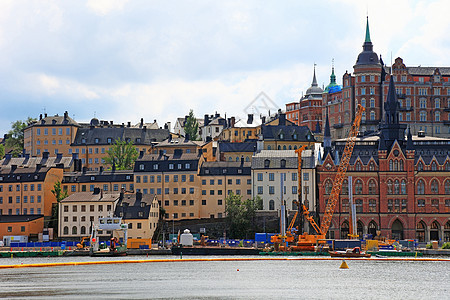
[1,0,450,134]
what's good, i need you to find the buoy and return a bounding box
[340,260,349,269]
[237,269,239,271]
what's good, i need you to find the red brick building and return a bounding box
[318,76,450,243]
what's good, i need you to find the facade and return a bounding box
[58,189,121,240]
[198,160,252,219]
[24,111,80,157]
[0,215,44,241]
[173,117,204,137]
[219,114,260,142]
[201,113,226,142]
[114,192,159,240]
[133,151,201,221]
[217,141,257,163]
[257,112,316,151]
[318,75,450,242]
[153,137,203,155]
[61,170,134,195]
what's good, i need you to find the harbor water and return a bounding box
[1,256,449,299]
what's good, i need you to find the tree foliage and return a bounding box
[0,144,4,159]
[50,181,68,236]
[225,193,263,239]
[5,117,35,157]
[183,109,199,141]
[104,138,139,170]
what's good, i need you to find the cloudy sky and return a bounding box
[1,0,449,133]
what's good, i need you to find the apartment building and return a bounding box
[58,189,121,240]
[198,160,252,219]
[219,114,260,142]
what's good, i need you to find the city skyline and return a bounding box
[1,0,449,133]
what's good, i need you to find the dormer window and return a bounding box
[136,138,141,143]
[140,202,145,208]
[90,176,95,181]
[279,133,284,140]
[107,138,112,144]
[94,138,99,144]
[81,138,86,144]
[293,134,297,140]
[280,159,286,168]
[264,159,270,168]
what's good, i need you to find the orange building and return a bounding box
[219,114,260,143]
[0,215,44,241]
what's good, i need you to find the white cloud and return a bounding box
[86,0,129,16]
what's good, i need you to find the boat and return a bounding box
[89,217,128,257]
[329,247,371,258]
[171,245,260,255]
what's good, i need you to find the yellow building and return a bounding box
[219,114,260,143]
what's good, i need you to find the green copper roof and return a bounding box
[365,16,371,43]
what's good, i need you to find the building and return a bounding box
[0,215,44,241]
[219,114,260,142]
[58,189,121,240]
[286,66,323,133]
[153,136,204,155]
[201,113,226,142]
[198,160,252,219]
[114,192,159,241]
[173,116,204,137]
[133,151,201,221]
[61,169,134,195]
[24,111,80,157]
[317,75,450,242]
[257,112,316,151]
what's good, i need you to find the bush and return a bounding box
[425,243,433,249]
[442,242,450,249]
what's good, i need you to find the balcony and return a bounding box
[333,123,344,129]
[399,106,413,111]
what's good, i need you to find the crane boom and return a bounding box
[319,104,365,235]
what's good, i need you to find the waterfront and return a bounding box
[1,256,449,299]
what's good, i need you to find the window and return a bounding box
[269,173,274,181]
[388,199,393,212]
[369,199,376,212]
[417,180,425,194]
[431,179,439,194]
[292,186,297,194]
[355,179,363,194]
[269,186,275,194]
[368,180,376,195]
[269,200,275,210]
[257,186,263,194]
[202,200,206,205]
[257,173,263,181]
[417,199,425,207]
[325,180,332,194]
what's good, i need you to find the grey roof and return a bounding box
[62,170,133,184]
[0,155,74,170]
[72,127,169,146]
[0,166,53,183]
[199,161,251,176]
[0,215,44,223]
[252,150,298,169]
[114,193,157,220]
[219,141,257,153]
[61,191,121,203]
[156,137,204,148]
[261,125,314,142]
[407,67,450,76]
[26,112,79,128]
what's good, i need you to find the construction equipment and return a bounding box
[292,104,365,251]
[76,237,89,249]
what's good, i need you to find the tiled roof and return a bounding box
[219,141,257,153]
[261,125,313,142]
[26,112,79,128]
[156,137,204,147]
[114,193,157,220]
[0,155,74,170]
[0,215,44,223]
[62,170,133,183]
[199,161,251,176]
[252,150,298,169]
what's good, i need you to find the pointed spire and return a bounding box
[406,126,413,150]
[365,16,371,43]
[330,59,336,85]
[312,63,318,87]
[323,108,331,152]
[385,75,399,124]
[324,109,331,138]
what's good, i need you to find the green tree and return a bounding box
[104,138,139,170]
[183,109,199,140]
[50,181,68,236]
[0,144,4,159]
[5,117,35,157]
[225,193,263,239]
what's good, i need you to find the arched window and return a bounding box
[269,200,275,210]
[357,220,364,237]
[325,180,332,194]
[431,179,439,194]
[80,226,86,235]
[355,179,363,194]
[342,180,348,195]
[72,226,77,235]
[417,161,424,171]
[444,221,450,242]
[355,162,361,171]
[399,160,404,171]
[392,219,404,240]
[283,145,286,150]
[394,160,398,171]
[63,226,69,235]
[389,160,393,171]
[277,145,281,150]
[267,145,271,150]
[445,180,450,194]
[245,156,250,162]
[356,199,363,213]
[435,111,440,122]
[387,180,393,194]
[394,180,400,194]
[342,199,349,212]
[368,221,378,237]
[431,161,437,171]
[417,180,425,194]
[341,221,349,239]
[369,162,375,171]
[292,200,298,210]
[288,145,292,150]
[401,180,407,194]
[370,111,375,121]
[369,199,377,212]
[445,161,450,171]
[368,180,376,195]
[430,221,440,241]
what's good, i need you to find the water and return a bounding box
[1,256,449,299]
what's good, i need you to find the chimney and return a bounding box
[159,150,164,157]
[140,118,144,128]
[231,117,235,128]
[185,133,190,142]
[261,116,266,124]
[143,126,147,131]
[136,191,142,201]
[72,153,79,160]
[36,163,42,172]
[215,112,220,118]
[99,166,104,173]
[25,153,30,160]
[110,121,113,126]
[39,114,42,120]
[120,188,125,200]
[127,122,131,127]
[93,187,101,195]
[64,111,68,120]
[240,156,244,166]
[42,152,49,159]
[204,114,209,126]
[5,153,11,160]
[279,112,286,126]
[247,114,254,124]
[44,113,47,118]
[56,153,63,161]
[82,166,87,174]
[166,122,171,132]
[11,164,17,172]
[139,150,144,159]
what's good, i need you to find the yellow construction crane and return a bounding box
[291,104,365,251]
